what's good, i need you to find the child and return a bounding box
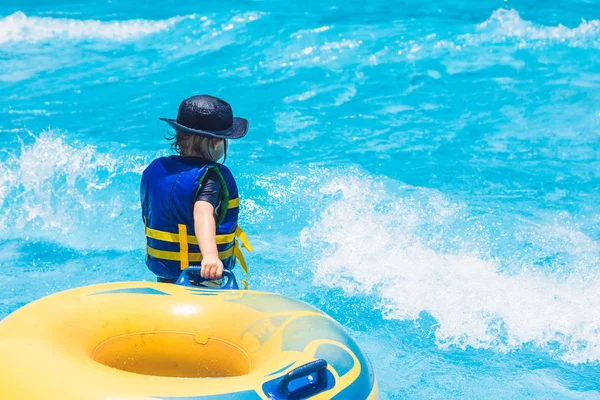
[140,95,252,288]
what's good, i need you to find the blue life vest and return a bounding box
[140,156,252,287]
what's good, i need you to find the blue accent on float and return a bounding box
[155,390,262,400]
[281,315,375,399]
[262,359,335,400]
[265,361,297,377]
[89,288,170,296]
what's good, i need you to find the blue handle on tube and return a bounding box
[274,359,330,399]
[175,266,238,290]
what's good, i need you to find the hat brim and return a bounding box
[159,117,248,139]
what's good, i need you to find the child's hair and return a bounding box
[167,130,227,162]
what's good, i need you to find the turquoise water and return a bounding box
[1,0,599,397]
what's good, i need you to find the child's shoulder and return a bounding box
[142,156,170,176]
[144,156,163,169]
[214,163,236,178]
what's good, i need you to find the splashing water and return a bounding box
[0,131,149,250]
[474,9,600,48]
[0,11,193,45]
[302,173,600,364]
[1,1,600,397]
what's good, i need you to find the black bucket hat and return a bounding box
[160,95,248,139]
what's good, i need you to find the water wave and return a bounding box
[301,172,600,364]
[476,9,600,47]
[0,131,150,251]
[0,11,194,45]
[435,8,600,51]
[263,8,600,75]
[2,134,600,364]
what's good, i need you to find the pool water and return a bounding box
[1,0,599,398]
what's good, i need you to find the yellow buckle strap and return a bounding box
[233,241,249,276]
[233,241,249,290]
[229,197,240,208]
[233,227,252,290]
[235,226,253,252]
[178,224,189,270]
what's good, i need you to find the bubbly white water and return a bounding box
[1,4,599,395]
[0,132,148,250]
[0,11,194,45]
[475,9,600,48]
[302,174,600,364]
[3,133,599,364]
[435,9,600,51]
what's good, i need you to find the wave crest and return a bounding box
[0,11,194,45]
[0,130,149,251]
[301,172,600,364]
[452,8,600,49]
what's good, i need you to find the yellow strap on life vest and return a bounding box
[145,226,193,244]
[235,226,253,252]
[233,240,249,289]
[217,231,237,245]
[146,226,241,246]
[178,224,189,270]
[146,244,236,263]
[145,197,241,245]
[233,227,251,290]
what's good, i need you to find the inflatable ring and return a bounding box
[0,269,378,399]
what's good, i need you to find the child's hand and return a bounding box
[201,256,224,280]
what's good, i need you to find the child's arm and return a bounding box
[194,201,224,280]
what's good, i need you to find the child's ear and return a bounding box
[211,139,223,149]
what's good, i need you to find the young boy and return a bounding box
[140,95,252,288]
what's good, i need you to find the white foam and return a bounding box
[418,9,600,73]
[290,25,332,39]
[334,86,357,106]
[263,31,363,71]
[442,9,600,50]
[320,39,361,51]
[284,90,317,103]
[8,108,55,116]
[0,131,149,250]
[0,11,194,45]
[301,172,600,364]
[477,9,600,46]
[165,11,266,59]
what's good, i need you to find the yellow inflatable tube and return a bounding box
[0,281,378,399]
